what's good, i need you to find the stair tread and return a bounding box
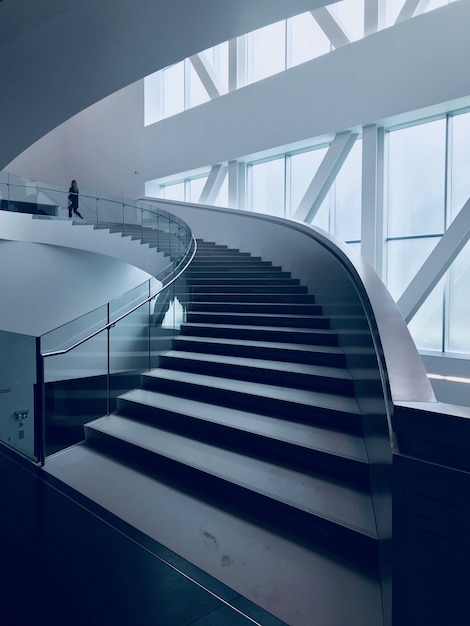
[143,368,361,415]
[88,414,376,535]
[120,388,368,462]
[44,446,384,626]
[174,334,345,355]
[161,350,353,380]
[183,322,367,337]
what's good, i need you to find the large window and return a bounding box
[249,158,285,217]
[385,111,470,354]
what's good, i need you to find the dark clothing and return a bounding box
[68,186,82,218]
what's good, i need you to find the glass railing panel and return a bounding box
[36,183,71,219]
[41,305,108,354]
[43,332,108,456]
[96,196,125,228]
[109,300,152,411]
[109,281,151,324]
[0,330,39,462]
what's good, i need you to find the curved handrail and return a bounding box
[41,236,197,358]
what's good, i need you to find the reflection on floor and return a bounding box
[0,445,284,626]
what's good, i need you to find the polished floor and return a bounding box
[0,446,285,626]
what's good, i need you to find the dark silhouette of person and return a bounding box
[68,180,83,219]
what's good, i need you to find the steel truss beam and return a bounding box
[310,7,350,48]
[293,131,358,223]
[189,53,223,99]
[398,197,470,323]
[198,164,227,204]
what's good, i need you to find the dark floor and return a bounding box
[0,445,285,626]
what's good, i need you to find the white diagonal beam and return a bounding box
[395,0,432,24]
[364,0,380,35]
[293,132,358,223]
[310,8,351,48]
[199,165,227,204]
[189,53,223,99]
[398,198,470,323]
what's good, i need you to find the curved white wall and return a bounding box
[0,0,330,171]
[7,2,470,198]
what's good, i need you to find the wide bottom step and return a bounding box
[44,444,384,626]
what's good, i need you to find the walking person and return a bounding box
[68,179,83,219]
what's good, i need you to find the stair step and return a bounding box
[188,277,299,286]
[186,311,330,329]
[159,350,355,395]
[141,368,361,432]
[114,388,369,488]
[189,270,292,279]
[191,284,308,294]
[181,322,340,345]
[190,292,316,303]
[189,301,323,315]
[117,387,368,467]
[44,444,384,626]
[85,414,377,556]
[172,334,347,367]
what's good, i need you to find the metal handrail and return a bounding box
[41,237,197,358]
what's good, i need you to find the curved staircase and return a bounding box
[46,240,390,626]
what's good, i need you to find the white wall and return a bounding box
[7,2,470,198]
[0,240,150,337]
[0,0,331,170]
[0,332,36,459]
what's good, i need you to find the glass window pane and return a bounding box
[289,13,331,66]
[290,147,328,218]
[387,119,446,238]
[163,62,185,118]
[215,176,229,208]
[247,21,286,84]
[311,196,330,232]
[328,0,364,42]
[201,43,229,94]
[162,182,184,201]
[144,71,161,126]
[408,280,444,352]
[386,237,440,300]
[334,139,362,242]
[188,177,207,203]
[450,111,470,222]
[188,62,211,108]
[447,241,470,353]
[250,159,285,217]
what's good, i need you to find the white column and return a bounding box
[361,124,385,274]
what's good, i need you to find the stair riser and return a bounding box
[185,312,330,329]
[158,357,355,396]
[189,293,316,304]
[141,374,361,433]
[84,429,378,567]
[115,397,369,487]
[188,279,299,287]
[189,303,323,315]
[189,285,308,294]
[172,338,347,367]
[189,271,292,279]
[181,324,339,346]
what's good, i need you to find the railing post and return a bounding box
[35,337,46,466]
[106,302,111,416]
